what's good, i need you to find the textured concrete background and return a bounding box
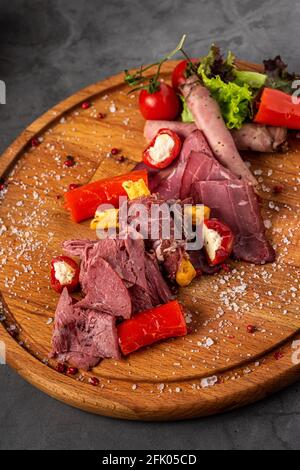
[0,0,300,450]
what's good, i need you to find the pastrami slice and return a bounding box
[51,288,120,370]
[180,150,235,199]
[193,180,275,264]
[76,257,132,319]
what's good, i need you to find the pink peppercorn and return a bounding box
[82,101,91,110]
[31,137,40,148]
[89,377,99,386]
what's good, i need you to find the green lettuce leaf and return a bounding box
[181,44,260,129]
[201,72,253,129]
[180,95,194,123]
[234,70,267,89]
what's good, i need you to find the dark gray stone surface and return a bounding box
[0,0,299,450]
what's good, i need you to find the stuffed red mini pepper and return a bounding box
[143,128,182,169]
[64,170,148,223]
[203,219,234,266]
[50,256,80,294]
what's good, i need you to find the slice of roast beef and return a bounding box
[51,288,120,370]
[128,251,174,312]
[128,285,153,313]
[62,239,97,258]
[192,180,275,264]
[76,257,132,318]
[64,234,173,314]
[125,195,186,279]
[181,75,257,185]
[144,252,174,303]
[64,236,149,292]
[180,150,236,199]
[83,238,148,291]
[134,161,179,194]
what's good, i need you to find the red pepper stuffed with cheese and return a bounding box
[143,128,182,169]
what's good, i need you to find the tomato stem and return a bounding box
[124,34,189,94]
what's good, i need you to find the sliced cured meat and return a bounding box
[63,235,173,314]
[51,288,120,370]
[62,239,97,258]
[144,252,174,302]
[76,257,132,318]
[192,179,275,264]
[180,150,235,199]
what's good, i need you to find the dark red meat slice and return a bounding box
[180,150,235,199]
[51,288,120,370]
[192,180,275,264]
[76,257,132,318]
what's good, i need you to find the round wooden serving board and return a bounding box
[0,61,300,420]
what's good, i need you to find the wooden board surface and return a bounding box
[0,60,300,420]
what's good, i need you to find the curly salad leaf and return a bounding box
[201,73,253,129]
[181,44,267,129]
[263,55,300,94]
[198,44,236,83]
[181,44,300,129]
[181,74,253,129]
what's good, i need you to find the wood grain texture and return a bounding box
[0,61,299,420]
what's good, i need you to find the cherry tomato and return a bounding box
[139,82,180,120]
[172,59,199,94]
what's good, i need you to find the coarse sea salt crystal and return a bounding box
[201,376,218,388]
[185,313,193,324]
[264,219,272,229]
[292,340,300,350]
[205,338,214,348]
[0,225,7,236]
